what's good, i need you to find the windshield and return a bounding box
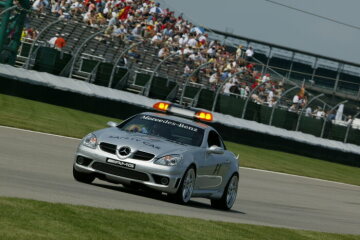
[118,114,204,147]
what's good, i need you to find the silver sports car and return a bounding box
[73,102,239,210]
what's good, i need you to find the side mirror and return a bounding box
[207,145,224,154]
[107,121,118,127]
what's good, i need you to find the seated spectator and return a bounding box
[223,80,234,95]
[251,93,264,104]
[262,73,270,83]
[187,36,197,48]
[54,34,66,50]
[150,2,164,14]
[83,10,97,27]
[158,47,169,59]
[128,46,141,60]
[129,24,143,41]
[25,28,38,40]
[229,82,240,95]
[305,106,312,117]
[183,65,192,77]
[48,33,59,47]
[151,32,163,45]
[32,0,45,13]
[70,0,84,16]
[314,106,325,119]
[112,24,127,40]
[209,72,220,85]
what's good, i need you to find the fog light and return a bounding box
[160,177,169,185]
[76,156,92,166]
[76,156,85,164]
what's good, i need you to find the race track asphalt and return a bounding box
[0,126,359,235]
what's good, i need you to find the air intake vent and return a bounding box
[99,142,116,154]
[133,151,155,161]
[92,162,149,181]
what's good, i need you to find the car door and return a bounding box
[195,130,230,190]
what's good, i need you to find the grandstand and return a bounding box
[0,0,359,145]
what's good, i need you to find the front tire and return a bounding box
[73,166,95,184]
[211,174,238,210]
[172,167,196,204]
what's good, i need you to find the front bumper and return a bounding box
[74,145,184,194]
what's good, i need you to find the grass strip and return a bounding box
[1,93,359,185]
[0,197,358,240]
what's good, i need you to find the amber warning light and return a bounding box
[195,111,213,122]
[153,102,170,112]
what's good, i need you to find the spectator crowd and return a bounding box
[20,0,351,122]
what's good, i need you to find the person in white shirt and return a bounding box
[48,34,58,47]
[266,89,274,103]
[245,46,254,61]
[149,3,164,14]
[262,73,270,83]
[151,33,162,45]
[158,47,169,58]
[187,37,197,48]
[32,0,44,12]
[305,107,312,117]
[209,72,220,84]
[183,46,193,55]
[223,80,234,95]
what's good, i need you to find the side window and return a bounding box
[207,130,222,148]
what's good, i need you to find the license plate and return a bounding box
[106,159,136,169]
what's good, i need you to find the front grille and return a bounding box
[100,142,116,154]
[92,162,149,181]
[133,151,155,161]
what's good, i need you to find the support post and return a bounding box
[263,46,272,74]
[69,30,105,78]
[211,71,243,112]
[295,93,324,131]
[344,111,360,143]
[269,86,299,126]
[179,62,212,105]
[25,18,63,69]
[311,57,318,81]
[320,100,348,138]
[287,52,295,79]
[108,40,143,88]
[333,63,343,93]
[144,52,178,97]
[241,81,268,119]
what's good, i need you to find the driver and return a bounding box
[126,124,148,134]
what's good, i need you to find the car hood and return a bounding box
[95,127,193,157]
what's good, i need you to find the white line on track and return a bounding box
[1,125,359,188]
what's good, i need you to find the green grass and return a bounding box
[0,197,358,240]
[1,93,360,186]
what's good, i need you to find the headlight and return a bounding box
[154,154,182,166]
[82,133,98,149]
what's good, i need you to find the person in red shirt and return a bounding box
[55,34,66,50]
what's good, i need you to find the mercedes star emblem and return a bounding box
[118,146,131,156]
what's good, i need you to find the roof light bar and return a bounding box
[153,102,213,122]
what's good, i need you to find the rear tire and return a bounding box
[73,166,95,184]
[211,174,238,210]
[172,167,196,204]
